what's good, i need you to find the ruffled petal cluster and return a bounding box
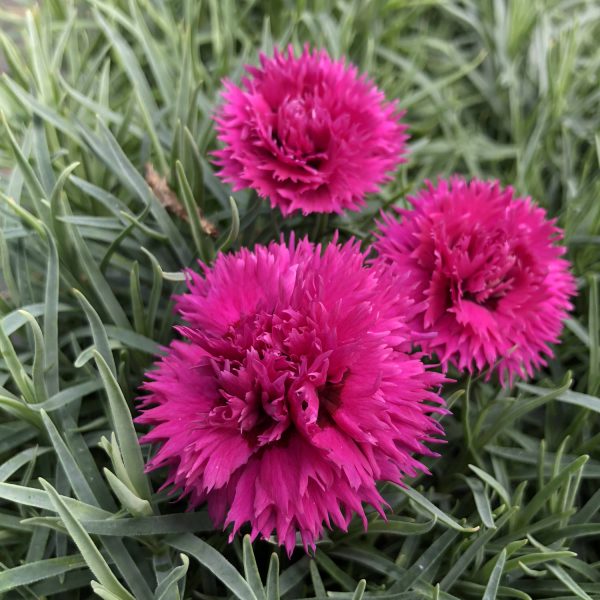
[138,238,444,553]
[374,177,576,383]
[213,46,407,216]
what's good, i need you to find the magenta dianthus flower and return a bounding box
[138,237,444,553]
[374,177,576,384]
[213,46,407,216]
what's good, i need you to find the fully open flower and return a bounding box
[374,177,576,384]
[138,237,444,553]
[213,46,407,216]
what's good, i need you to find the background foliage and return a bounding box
[0,0,599,598]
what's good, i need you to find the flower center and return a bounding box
[442,228,527,310]
[273,95,330,161]
[201,311,346,448]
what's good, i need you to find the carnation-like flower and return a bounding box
[374,177,576,384]
[213,46,407,216]
[138,237,444,553]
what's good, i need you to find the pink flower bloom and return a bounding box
[138,237,444,554]
[374,177,576,384]
[213,46,407,216]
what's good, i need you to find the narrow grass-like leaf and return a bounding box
[517,561,547,578]
[140,249,163,337]
[49,162,79,209]
[390,529,459,592]
[0,318,36,404]
[104,327,161,355]
[73,289,117,376]
[0,556,86,593]
[99,433,136,494]
[0,75,81,143]
[518,382,600,414]
[75,341,121,369]
[1,190,45,236]
[242,535,267,600]
[0,422,37,454]
[154,554,189,600]
[587,275,599,396]
[18,311,48,402]
[34,380,103,413]
[572,487,600,524]
[183,126,205,206]
[330,545,406,583]
[547,564,593,600]
[349,516,436,537]
[395,485,479,532]
[0,228,19,306]
[352,580,367,600]
[68,221,131,329]
[125,0,175,106]
[41,225,60,396]
[92,351,151,501]
[0,112,47,218]
[175,160,207,260]
[0,447,46,482]
[482,548,506,600]
[464,476,496,528]
[49,189,77,270]
[68,175,125,215]
[120,210,168,241]
[90,582,123,600]
[39,479,135,600]
[167,533,258,600]
[40,410,97,506]
[93,8,168,174]
[75,513,214,537]
[31,118,54,195]
[542,523,600,543]
[265,553,280,600]
[25,9,53,102]
[478,374,572,447]
[0,31,30,87]
[486,445,600,478]
[478,539,528,583]
[440,508,515,590]
[91,119,190,265]
[0,394,42,428]
[504,551,577,573]
[218,196,240,253]
[103,468,152,517]
[309,559,326,598]
[516,455,588,527]
[468,464,511,507]
[315,551,357,592]
[174,26,193,126]
[129,261,146,336]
